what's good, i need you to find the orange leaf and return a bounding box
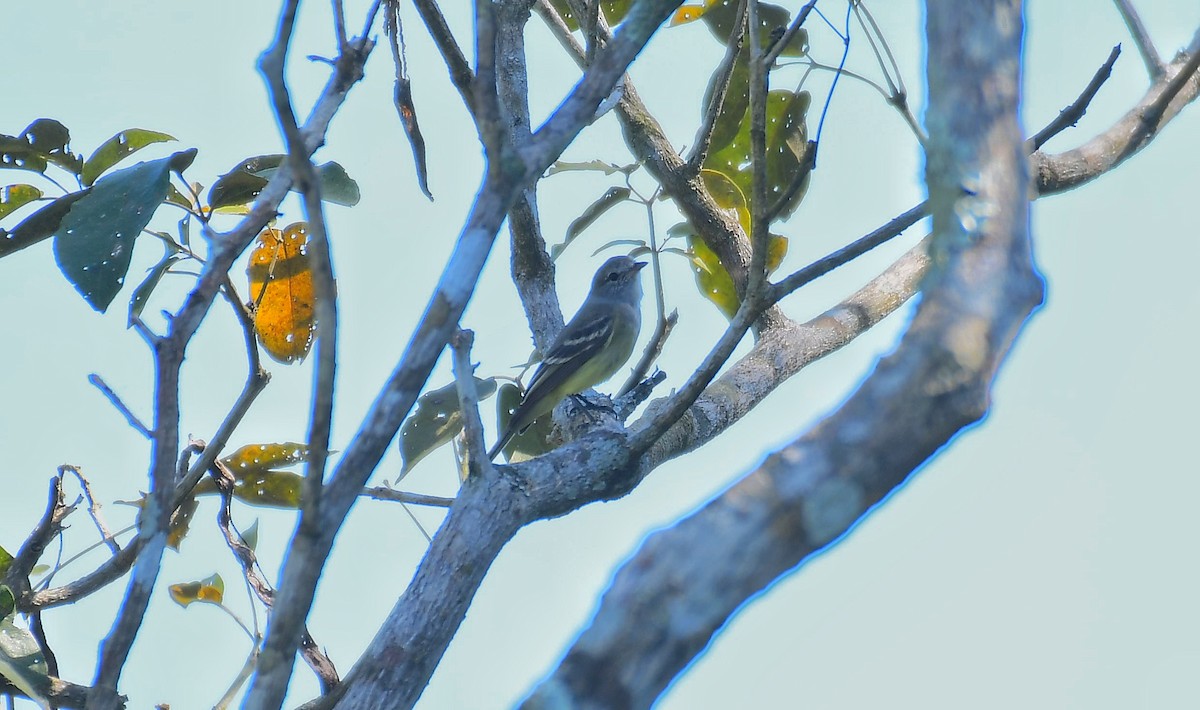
[248,222,315,363]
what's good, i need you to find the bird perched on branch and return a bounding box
[488,255,647,461]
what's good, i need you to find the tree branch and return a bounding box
[1113,0,1163,77]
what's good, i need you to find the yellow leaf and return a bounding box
[670,5,707,25]
[168,573,224,607]
[248,222,315,363]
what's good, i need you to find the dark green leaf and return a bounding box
[0,547,12,580]
[239,519,259,552]
[552,187,631,260]
[53,150,196,312]
[0,616,49,704]
[0,118,82,175]
[128,248,184,327]
[81,129,177,186]
[0,586,13,619]
[0,189,88,259]
[702,46,750,156]
[0,184,43,221]
[314,162,361,206]
[495,383,555,462]
[547,0,634,30]
[208,155,360,209]
[699,0,806,56]
[399,377,499,475]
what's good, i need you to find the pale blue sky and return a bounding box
[2,2,1199,708]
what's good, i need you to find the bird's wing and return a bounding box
[523,314,615,398]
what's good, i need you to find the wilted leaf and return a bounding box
[393,73,432,199]
[188,442,309,508]
[222,442,309,474]
[545,160,637,177]
[0,118,82,175]
[52,149,197,312]
[399,377,499,475]
[167,493,199,551]
[0,184,42,221]
[0,615,49,705]
[168,573,224,607]
[494,382,555,463]
[552,187,631,260]
[81,129,176,186]
[248,223,316,363]
[209,155,361,209]
[0,190,88,259]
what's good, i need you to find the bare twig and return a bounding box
[59,465,120,555]
[88,374,151,439]
[1113,0,1163,77]
[450,329,489,478]
[619,195,673,396]
[332,0,348,48]
[409,0,476,109]
[1028,45,1122,151]
[686,0,747,171]
[362,487,455,507]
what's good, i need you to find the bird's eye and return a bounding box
[606,271,620,282]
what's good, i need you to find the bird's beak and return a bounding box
[633,261,648,271]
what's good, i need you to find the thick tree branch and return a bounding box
[525,2,1042,705]
[1033,27,1200,195]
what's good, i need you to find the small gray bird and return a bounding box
[488,255,647,460]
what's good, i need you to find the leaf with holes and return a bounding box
[188,442,310,509]
[0,184,42,221]
[81,128,177,186]
[675,222,787,320]
[168,573,224,607]
[0,118,82,175]
[248,223,316,363]
[0,189,88,259]
[52,149,197,312]
[698,0,808,57]
[399,377,499,475]
[0,615,49,705]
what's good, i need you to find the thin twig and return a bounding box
[59,465,120,555]
[1028,45,1122,151]
[332,0,348,48]
[619,194,673,396]
[1113,0,1163,77]
[88,374,151,439]
[762,0,816,68]
[362,487,455,507]
[409,0,476,108]
[686,0,748,171]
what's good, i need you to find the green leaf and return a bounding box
[208,155,360,209]
[0,616,49,706]
[702,46,750,156]
[0,118,82,175]
[0,189,88,259]
[545,160,637,177]
[0,184,43,221]
[547,0,634,31]
[699,0,807,56]
[590,238,648,256]
[674,222,787,320]
[0,545,13,579]
[0,586,13,619]
[52,149,197,312]
[703,90,811,222]
[494,383,555,463]
[81,129,177,187]
[239,519,259,552]
[552,187,631,260]
[399,377,499,475]
[128,247,184,327]
[168,573,224,607]
[314,161,361,206]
